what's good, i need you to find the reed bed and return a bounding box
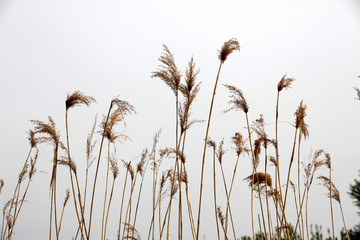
[0,39,355,240]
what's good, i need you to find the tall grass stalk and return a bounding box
[196,39,239,240]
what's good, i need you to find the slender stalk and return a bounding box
[329,167,335,240]
[166,92,180,240]
[122,174,138,239]
[101,140,111,240]
[211,148,221,240]
[219,163,237,240]
[103,176,116,240]
[117,165,129,240]
[196,62,223,240]
[183,165,197,240]
[258,214,264,240]
[297,131,305,240]
[264,149,272,240]
[65,110,86,239]
[225,154,240,234]
[339,203,350,240]
[88,102,113,239]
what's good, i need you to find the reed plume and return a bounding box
[0,180,3,195]
[66,91,96,110]
[354,87,360,101]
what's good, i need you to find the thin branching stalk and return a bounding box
[103,172,117,240]
[101,140,111,240]
[208,141,220,240]
[117,162,130,240]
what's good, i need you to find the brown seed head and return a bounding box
[223,84,249,113]
[269,156,278,167]
[217,206,225,226]
[152,44,182,96]
[277,74,295,92]
[28,130,39,149]
[244,172,272,188]
[136,148,148,175]
[216,139,226,165]
[57,156,77,174]
[324,152,331,169]
[206,139,216,150]
[63,189,70,207]
[31,116,60,148]
[0,179,4,194]
[231,132,250,156]
[354,87,360,101]
[218,38,240,62]
[318,175,340,203]
[29,150,39,180]
[66,91,96,110]
[18,165,28,183]
[253,138,263,168]
[110,158,119,179]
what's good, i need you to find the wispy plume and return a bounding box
[218,38,240,62]
[66,91,96,110]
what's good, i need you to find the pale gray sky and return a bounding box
[1,0,360,239]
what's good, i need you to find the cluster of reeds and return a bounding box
[0,39,355,240]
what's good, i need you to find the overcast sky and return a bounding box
[1,0,360,239]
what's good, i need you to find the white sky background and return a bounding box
[0,0,360,239]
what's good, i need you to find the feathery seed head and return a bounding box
[219,38,240,62]
[231,132,250,156]
[269,156,278,167]
[277,74,295,92]
[57,156,77,174]
[0,179,4,194]
[28,130,39,149]
[354,87,360,101]
[29,150,39,180]
[66,91,96,110]
[31,116,60,148]
[295,100,309,138]
[216,139,226,164]
[223,84,249,113]
[110,158,119,179]
[137,148,148,175]
[244,172,272,188]
[217,206,225,226]
[18,165,28,183]
[63,189,70,207]
[206,139,216,150]
[253,138,262,168]
[152,44,182,95]
[318,175,340,203]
